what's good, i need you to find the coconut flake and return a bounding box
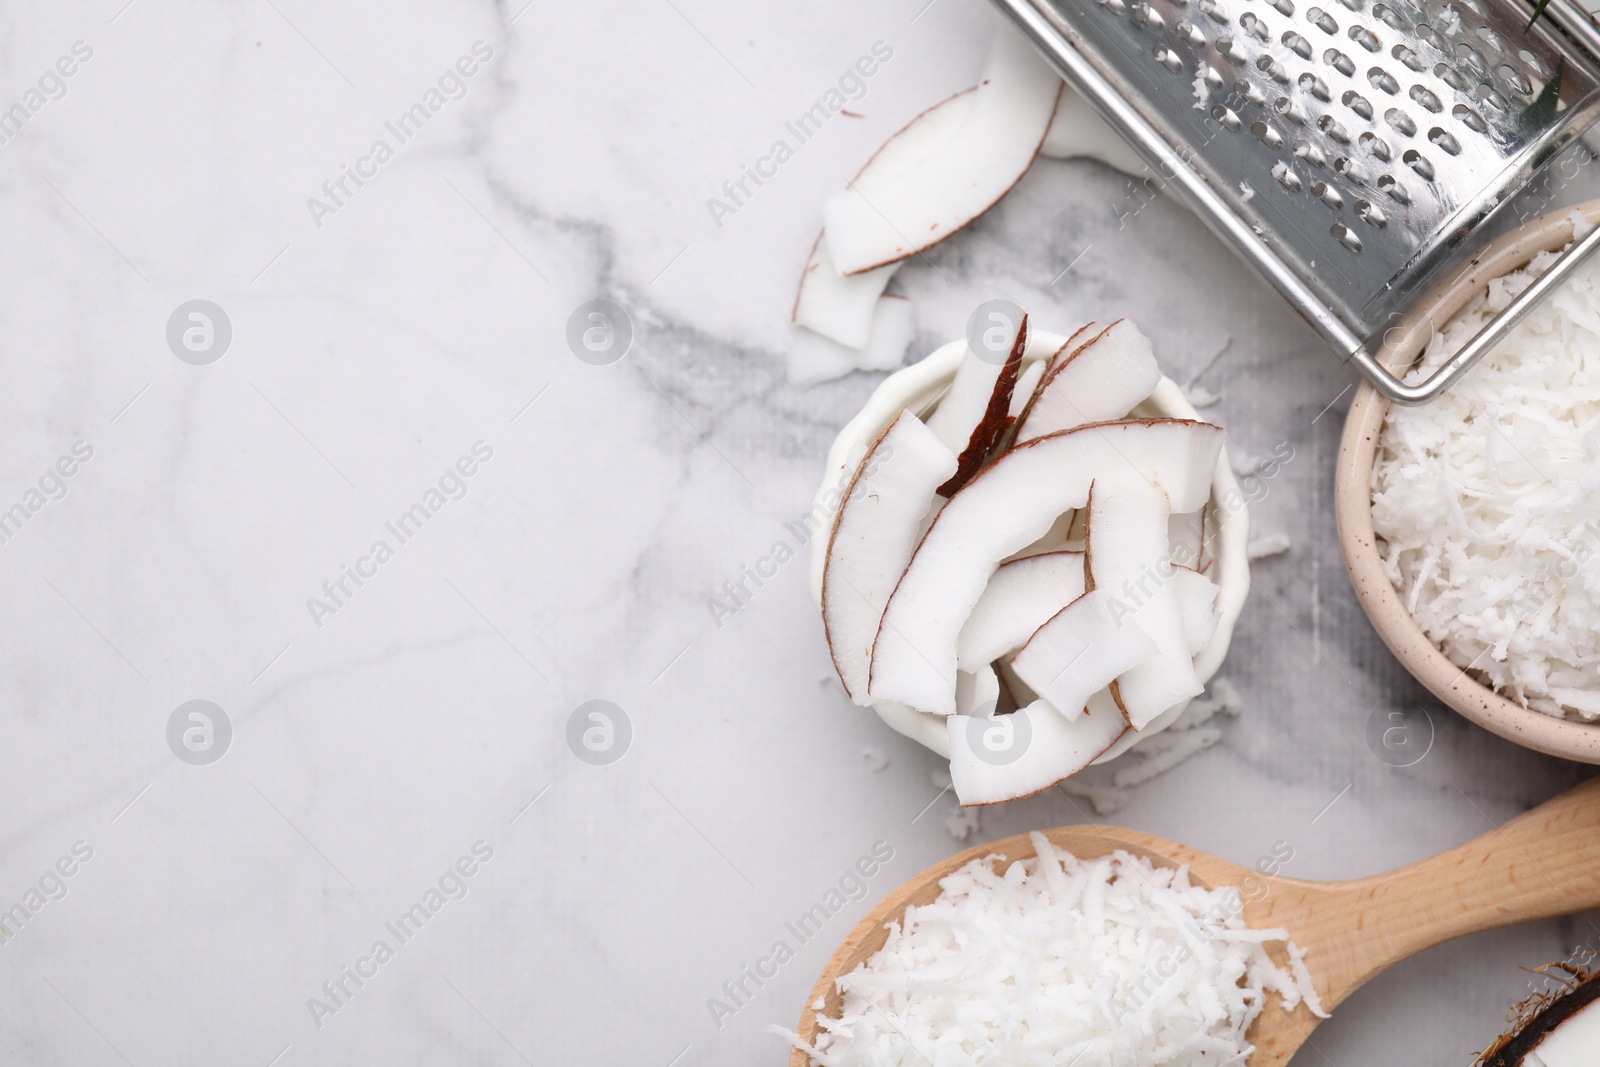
[782,838,1323,1066]
[1371,244,1600,720]
[1247,533,1292,559]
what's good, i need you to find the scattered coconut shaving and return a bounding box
[1371,240,1600,719]
[1111,726,1224,788]
[943,799,981,841]
[1247,533,1291,560]
[777,834,1325,1066]
[1053,774,1130,816]
[1185,384,1221,408]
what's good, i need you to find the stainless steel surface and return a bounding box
[994,0,1600,402]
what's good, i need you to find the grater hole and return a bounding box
[1368,68,1401,94]
[1476,25,1505,51]
[1257,54,1291,82]
[1334,155,1369,182]
[1132,3,1166,28]
[1428,126,1462,154]
[1212,104,1243,131]
[1476,83,1508,110]
[1295,138,1329,165]
[1270,0,1295,14]
[1176,19,1208,45]
[1100,0,1129,12]
[1356,199,1387,226]
[1338,0,1364,10]
[1403,148,1435,179]
[1520,49,1551,79]
[1410,84,1443,112]
[1370,3,1407,29]
[1452,103,1488,132]
[1299,72,1333,100]
[1349,24,1382,52]
[1240,11,1271,41]
[1274,95,1308,123]
[1456,43,1486,72]
[1272,161,1303,190]
[1359,130,1392,160]
[1500,64,1533,94]
[1325,48,1358,76]
[1385,107,1417,135]
[1392,44,1426,72]
[1235,78,1267,104]
[1317,113,1352,142]
[1217,34,1241,59]
[1312,180,1344,207]
[1414,21,1443,48]
[1344,89,1376,118]
[1436,63,1471,91]
[1377,173,1410,202]
[1251,120,1285,148]
[1154,45,1185,72]
[1308,6,1340,32]
[1331,223,1364,251]
[1197,0,1228,21]
[1283,31,1315,58]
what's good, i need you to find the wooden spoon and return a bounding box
[792,778,1600,1066]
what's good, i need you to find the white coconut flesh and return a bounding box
[947,690,1128,805]
[923,314,1028,454]
[955,664,1001,715]
[1523,997,1600,1065]
[792,89,978,349]
[1010,589,1160,723]
[956,550,1086,671]
[1175,566,1221,655]
[787,294,916,390]
[1039,84,1148,175]
[1086,474,1205,729]
[822,411,958,704]
[821,26,1063,275]
[869,419,1224,715]
[1014,319,1163,443]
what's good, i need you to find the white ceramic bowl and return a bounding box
[807,329,1251,763]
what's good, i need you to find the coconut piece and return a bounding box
[822,411,957,704]
[1039,84,1147,175]
[1013,319,1163,444]
[792,89,979,349]
[956,550,1085,671]
[1174,566,1221,655]
[1009,359,1045,418]
[1086,475,1205,729]
[1010,589,1159,721]
[788,295,915,389]
[955,665,1001,715]
[937,314,1029,497]
[821,27,1062,275]
[947,689,1129,805]
[869,418,1224,714]
[1481,968,1600,1067]
[1168,509,1205,569]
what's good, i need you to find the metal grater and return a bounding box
[994,0,1600,402]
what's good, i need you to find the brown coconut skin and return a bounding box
[1480,971,1600,1067]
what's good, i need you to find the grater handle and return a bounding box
[1347,215,1600,405]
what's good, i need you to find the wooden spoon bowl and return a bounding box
[792,778,1600,1066]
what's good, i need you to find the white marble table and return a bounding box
[0,1,1593,1064]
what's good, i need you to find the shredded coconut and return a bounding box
[1372,246,1600,719]
[1238,181,1255,202]
[1112,726,1224,787]
[944,800,981,841]
[1185,384,1221,408]
[1053,775,1130,816]
[777,835,1325,1066]
[1247,533,1291,560]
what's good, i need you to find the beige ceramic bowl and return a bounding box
[1336,200,1600,763]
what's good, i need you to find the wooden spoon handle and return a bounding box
[1308,777,1600,1007]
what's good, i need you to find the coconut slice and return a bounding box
[938,315,1028,497]
[821,27,1063,275]
[792,89,979,349]
[788,295,915,389]
[956,550,1085,671]
[822,411,958,704]
[1173,566,1220,655]
[1010,359,1046,418]
[947,689,1129,805]
[1482,970,1600,1067]
[955,665,1001,715]
[1011,590,1160,722]
[1014,320,1163,444]
[869,418,1225,714]
[1168,509,1205,569]
[1039,85,1147,175]
[1085,475,1204,729]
